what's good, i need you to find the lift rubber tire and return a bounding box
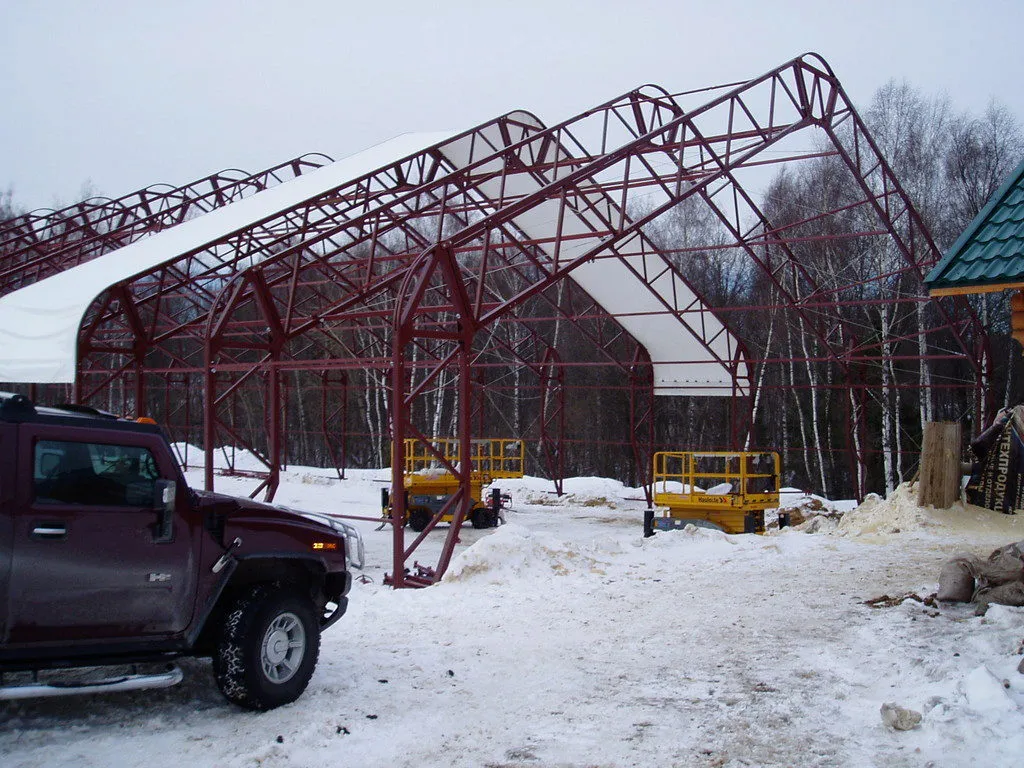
[408,509,431,532]
[471,506,490,529]
[213,584,320,711]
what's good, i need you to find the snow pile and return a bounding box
[411,466,450,477]
[447,514,768,585]
[836,483,934,537]
[776,482,1024,544]
[777,486,857,515]
[705,482,733,495]
[443,523,618,583]
[295,471,337,486]
[649,479,703,495]
[499,474,642,508]
[641,520,737,551]
[761,487,852,533]
[880,603,1024,758]
[960,664,1019,714]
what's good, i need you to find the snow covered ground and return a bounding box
[3,466,1024,768]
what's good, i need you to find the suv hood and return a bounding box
[194,489,364,569]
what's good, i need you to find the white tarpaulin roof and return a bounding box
[0,125,746,395]
[439,133,747,397]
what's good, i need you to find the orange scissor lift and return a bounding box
[649,451,781,534]
[384,438,525,532]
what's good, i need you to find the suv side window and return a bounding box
[34,439,160,507]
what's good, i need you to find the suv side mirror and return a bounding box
[152,479,176,543]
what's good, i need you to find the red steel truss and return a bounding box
[0,54,988,588]
[68,104,671,497]
[384,53,985,585]
[0,153,332,294]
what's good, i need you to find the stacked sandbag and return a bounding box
[937,540,1024,612]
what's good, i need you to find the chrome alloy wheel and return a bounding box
[260,611,306,683]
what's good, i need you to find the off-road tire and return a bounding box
[212,584,320,711]
[408,508,431,532]
[470,506,490,529]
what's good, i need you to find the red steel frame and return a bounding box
[0,153,332,294]
[71,103,668,498]
[0,54,988,588]
[384,53,985,585]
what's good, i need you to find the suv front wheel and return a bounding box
[213,584,320,710]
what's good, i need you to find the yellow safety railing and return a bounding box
[402,438,525,481]
[652,451,780,510]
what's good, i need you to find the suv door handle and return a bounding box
[32,523,67,540]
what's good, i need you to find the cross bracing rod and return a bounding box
[816,100,988,381]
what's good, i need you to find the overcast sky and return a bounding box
[2,0,1022,212]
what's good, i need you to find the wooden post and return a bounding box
[918,421,963,509]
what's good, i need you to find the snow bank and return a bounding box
[777,486,857,514]
[498,474,644,508]
[443,523,622,583]
[170,442,268,472]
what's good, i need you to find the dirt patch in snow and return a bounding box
[825,482,1024,543]
[836,483,934,537]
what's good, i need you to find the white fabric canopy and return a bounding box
[439,132,747,396]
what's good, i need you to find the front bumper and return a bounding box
[321,571,351,631]
[290,510,365,570]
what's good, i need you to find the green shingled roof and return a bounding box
[926,156,1024,292]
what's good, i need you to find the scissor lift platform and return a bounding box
[388,438,525,531]
[650,451,780,534]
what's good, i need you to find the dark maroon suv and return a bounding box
[0,393,362,710]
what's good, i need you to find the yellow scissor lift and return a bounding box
[385,438,525,532]
[649,451,781,534]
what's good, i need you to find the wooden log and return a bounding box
[918,421,963,509]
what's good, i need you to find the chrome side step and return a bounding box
[0,664,183,700]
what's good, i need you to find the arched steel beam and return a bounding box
[0,154,331,294]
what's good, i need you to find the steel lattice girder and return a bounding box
[0,153,332,294]
[384,53,987,585]
[75,93,690,381]
[69,97,712,496]
[73,113,548,386]
[69,112,559,493]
